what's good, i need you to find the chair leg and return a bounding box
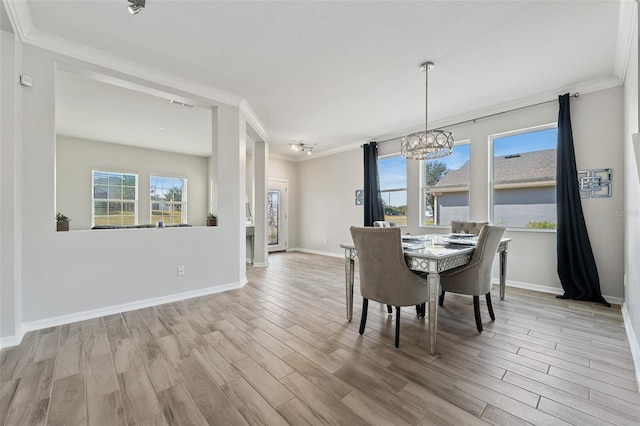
[439,290,445,307]
[486,293,495,321]
[395,306,401,348]
[359,298,368,335]
[473,296,483,332]
[387,304,393,314]
[420,303,426,318]
[415,304,421,315]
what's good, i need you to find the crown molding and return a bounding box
[2,0,32,41]
[240,99,269,143]
[299,74,626,162]
[26,28,243,107]
[426,74,624,133]
[296,140,364,162]
[269,152,299,162]
[2,0,272,119]
[613,0,638,81]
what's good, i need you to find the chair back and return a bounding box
[464,225,505,294]
[450,220,488,235]
[350,226,428,306]
[373,221,399,228]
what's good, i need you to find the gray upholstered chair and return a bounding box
[439,225,505,332]
[373,221,399,228]
[350,226,429,347]
[450,220,489,235]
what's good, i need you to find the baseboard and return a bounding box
[500,279,564,296]
[0,328,24,350]
[500,279,623,306]
[1,280,244,350]
[621,302,640,387]
[252,261,269,267]
[288,247,343,259]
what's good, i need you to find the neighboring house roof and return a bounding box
[430,149,556,192]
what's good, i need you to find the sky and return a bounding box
[494,127,557,157]
[378,127,557,207]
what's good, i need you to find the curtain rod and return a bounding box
[368,92,580,145]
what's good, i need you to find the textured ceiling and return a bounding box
[4,1,632,159]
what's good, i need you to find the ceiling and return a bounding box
[3,1,635,159]
[56,70,213,156]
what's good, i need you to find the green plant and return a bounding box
[56,212,70,222]
[526,221,557,229]
[207,213,217,220]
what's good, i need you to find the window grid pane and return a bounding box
[150,176,186,225]
[92,171,138,227]
[423,142,470,226]
[378,156,407,226]
[491,127,557,229]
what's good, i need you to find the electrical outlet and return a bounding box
[177,266,185,276]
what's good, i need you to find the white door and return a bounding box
[268,180,288,252]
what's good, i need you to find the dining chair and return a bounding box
[349,226,429,347]
[439,225,505,332]
[450,220,488,235]
[373,221,399,228]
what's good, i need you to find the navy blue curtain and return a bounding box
[363,142,384,226]
[556,93,610,306]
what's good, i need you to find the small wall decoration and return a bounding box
[355,189,364,205]
[578,168,612,198]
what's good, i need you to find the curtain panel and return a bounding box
[556,93,610,307]
[363,142,384,226]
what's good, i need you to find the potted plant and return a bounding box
[56,212,71,231]
[207,213,217,226]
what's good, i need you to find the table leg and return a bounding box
[345,257,355,321]
[427,272,440,355]
[500,249,508,300]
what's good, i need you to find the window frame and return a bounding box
[421,140,471,228]
[489,122,558,230]
[91,169,139,227]
[150,174,188,225]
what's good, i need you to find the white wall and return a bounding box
[269,156,299,249]
[298,148,362,254]
[1,27,22,344]
[298,86,626,301]
[0,42,247,344]
[56,136,209,229]
[623,6,639,378]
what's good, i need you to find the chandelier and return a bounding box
[401,62,454,160]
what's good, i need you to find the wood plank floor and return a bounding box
[1,252,638,425]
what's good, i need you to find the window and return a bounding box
[93,171,137,226]
[491,125,557,229]
[150,176,186,225]
[378,156,407,226]
[423,142,471,226]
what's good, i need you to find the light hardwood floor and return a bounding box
[1,252,639,425]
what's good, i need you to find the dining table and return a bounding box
[339,233,511,355]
